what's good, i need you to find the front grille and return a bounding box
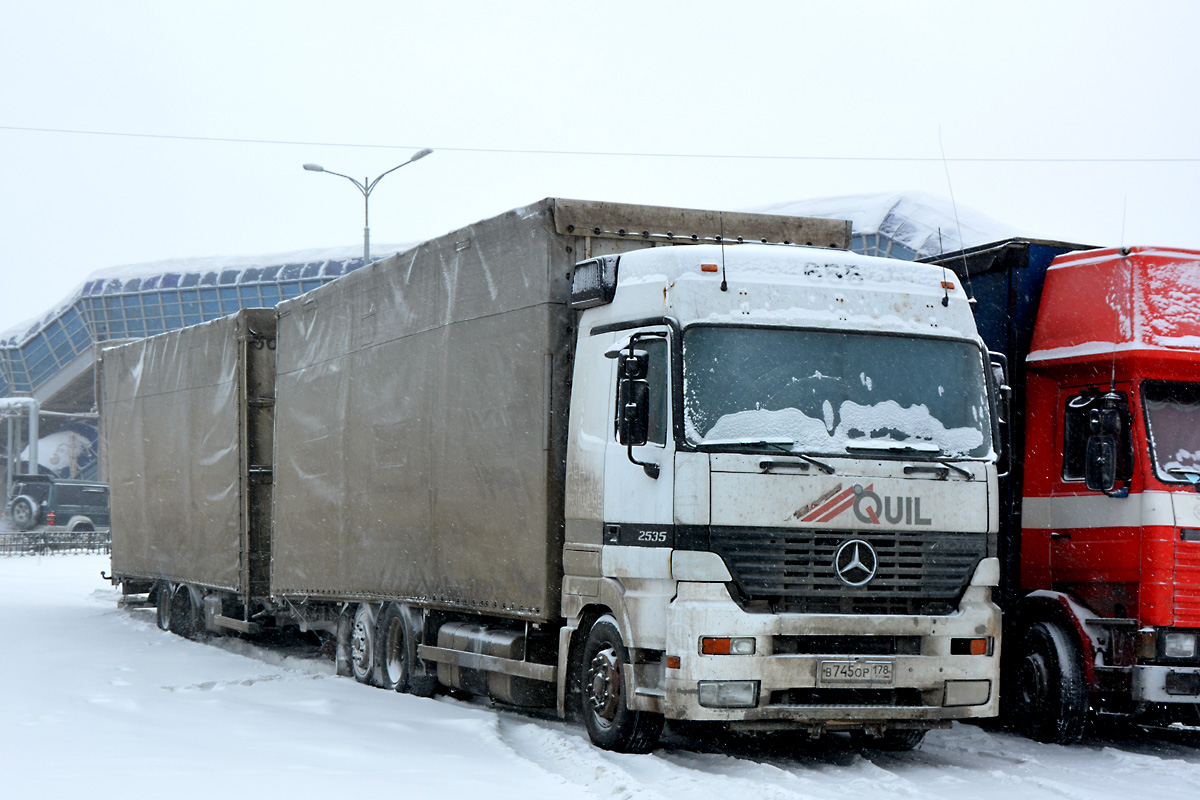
[767,688,928,707]
[772,635,921,656]
[705,527,986,615]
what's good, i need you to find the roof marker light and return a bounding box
[701,264,720,273]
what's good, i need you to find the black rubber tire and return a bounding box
[379,605,437,696]
[851,728,927,751]
[168,585,199,639]
[375,604,433,694]
[1015,621,1089,744]
[154,583,172,631]
[579,615,663,753]
[349,604,377,685]
[10,496,39,531]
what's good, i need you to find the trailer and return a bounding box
[927,241,1200,741]
[105,198,1002,752]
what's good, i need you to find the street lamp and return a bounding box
[303,147,432,266]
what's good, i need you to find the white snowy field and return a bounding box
[5,555,1200,800]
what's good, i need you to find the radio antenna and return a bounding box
[939,127,975,303]
[938,228,951,307]
[719,212,729,292]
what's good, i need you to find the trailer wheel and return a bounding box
[168,585,199,639]
[9,496,39,531]
[1015,621,1088,743]
[349,604,377,685]
[579,615,663,753]
[154,583,172,631]
[376,604,435,695]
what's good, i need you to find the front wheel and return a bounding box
[578,615,663,753]
[1015,621,1088,744]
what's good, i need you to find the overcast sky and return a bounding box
[2,1,1198,330]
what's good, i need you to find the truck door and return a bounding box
[602,331,675,547]
[1049,386,1139,610]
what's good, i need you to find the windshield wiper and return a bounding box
[845,441,941,454]
[696,436,835,474]
[1167,467,1200,493]
[845,441,974,480]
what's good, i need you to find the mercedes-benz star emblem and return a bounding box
[833,539,878,587]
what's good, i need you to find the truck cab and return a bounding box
[1016,247,1200,737]
[561,243,1002,749]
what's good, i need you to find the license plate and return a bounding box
[818,660,894,685]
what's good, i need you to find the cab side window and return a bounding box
[614,337,668,446]
[1062,390,1133,483]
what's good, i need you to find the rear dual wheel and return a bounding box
[375,604,436,696]
[349,604,377,685]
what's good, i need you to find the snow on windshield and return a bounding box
[684,326,990,458]
[1144,381,1200,479]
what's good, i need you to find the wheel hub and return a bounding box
[587,647,621,723]
[1019,652,1049,710]
[351,619,371,670]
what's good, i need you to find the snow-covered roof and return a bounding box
[749,191,1017,260]
[1,245,409,342]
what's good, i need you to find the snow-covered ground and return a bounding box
[5,554,1200,799]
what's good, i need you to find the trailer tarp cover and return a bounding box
[271,200,575,621]
[102,309,275,591]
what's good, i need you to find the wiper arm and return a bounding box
[697,436,836,474]
[933,458,975,480]
[1168,467,1200,493]
[846,441,974,480]
[845,441,941,454]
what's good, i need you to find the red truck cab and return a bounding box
[1016,247,1200,739]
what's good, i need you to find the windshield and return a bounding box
[682,326,992,458]
[1143,380,1200,483]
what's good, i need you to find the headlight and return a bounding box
[1163,632,1198,659]
[698,681,759,708]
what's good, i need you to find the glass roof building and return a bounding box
[1,249,373,480]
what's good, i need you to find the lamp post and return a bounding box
[303,148,432,266]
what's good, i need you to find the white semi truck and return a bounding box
[103,198,1001,752]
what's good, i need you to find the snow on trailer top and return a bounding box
[1028,246,1200,364]
[610,243,980,338]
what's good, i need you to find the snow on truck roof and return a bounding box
[617,243,962,292]
[611,244,979,339]
[1029,246,1200,363]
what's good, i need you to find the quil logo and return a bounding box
[799,484,932,526]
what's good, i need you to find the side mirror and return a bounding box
[618,377,650,446]
[988,352,1011,424]
[1085,435,1117,493]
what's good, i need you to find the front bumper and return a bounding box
[651,579,1001,728]
[1132,664,1200,703]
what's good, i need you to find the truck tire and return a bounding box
[1015,621,1088,744]
[154,582,172,631]
[168,585,199,639]
[349,604,377,685]
[9,496,39,531]
[579,615,663,753]
[375,604,436,696]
